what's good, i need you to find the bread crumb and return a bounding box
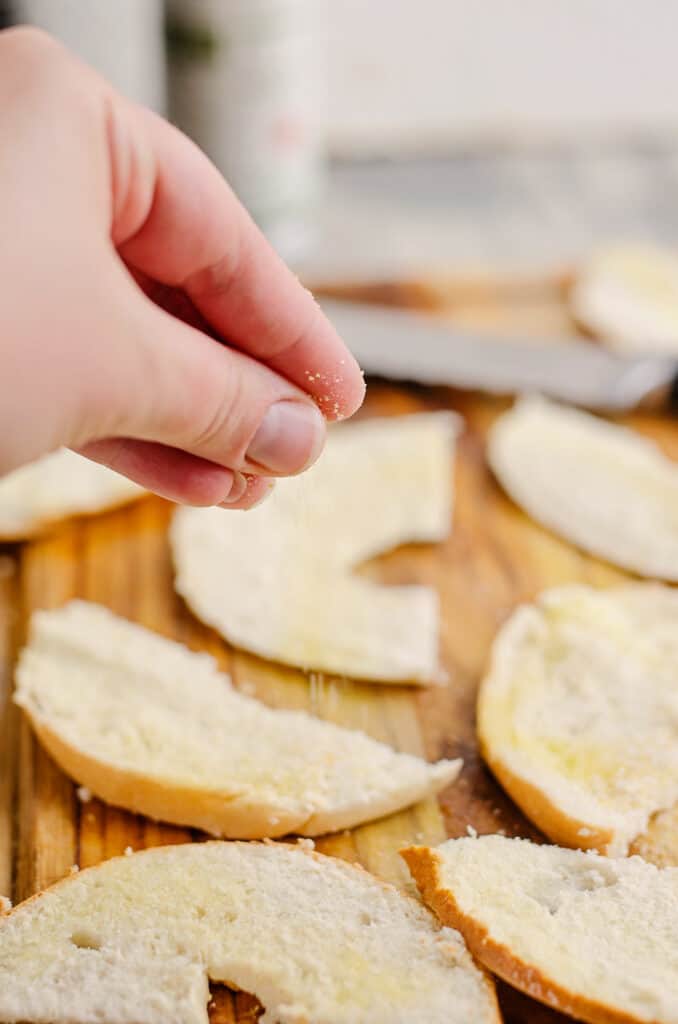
[0,896,12,913]
[69,865,79,875]
[76,786,92,803]
[466,824,478,839]
[296,838,315,851]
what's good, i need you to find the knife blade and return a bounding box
[320,298,678,412]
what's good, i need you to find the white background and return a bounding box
[327,1,678,154]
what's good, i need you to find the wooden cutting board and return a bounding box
[1,274,677,1024]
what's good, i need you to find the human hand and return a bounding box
[0,28,364,509]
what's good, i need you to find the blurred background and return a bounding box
[5,0,678,285]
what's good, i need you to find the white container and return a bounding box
[15,0,166,112]
[167,0,327,262]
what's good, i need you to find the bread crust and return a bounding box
[475,589,663,857]
[477,732,615,855]
[3,839,417,916]
[401,846,652,1024]
[0,839,503,1024]
[26,714,456,839]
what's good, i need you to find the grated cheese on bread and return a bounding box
[403,834,678,1024]
[477,583,678,855]
[0,840,501,1024]
[488,396,678,580]
[15,601,460,838]
[171,413,459,683]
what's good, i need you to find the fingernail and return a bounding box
[221,471,247,504]
[247,402,325,474]
[218,478,275,510]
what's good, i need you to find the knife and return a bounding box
[320,298,678,412]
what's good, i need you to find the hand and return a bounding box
[0,28,364,509]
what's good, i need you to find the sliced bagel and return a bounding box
[15,601,459,838]
[171,412,459,683]
[488,395,678,580]
[571,244,678,354]
[0,840,501,1024]
[0,449,144,540]
[478,583,678,855]
[403,834,678,1024]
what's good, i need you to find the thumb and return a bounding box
[73,271,326,506]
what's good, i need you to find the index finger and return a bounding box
[112,102,365,421]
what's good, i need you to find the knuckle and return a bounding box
[168,359,256,463]
[0,25,67,75]
[0,25,103,118]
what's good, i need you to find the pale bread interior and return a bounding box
[15,601,459,837]
[479,583,678,855]
[0,841,500,1024]
[571,244,678,354]
[489,395,678,580]
[0,448,143,538]
[404,835,678,1024]
[171,412,459,682]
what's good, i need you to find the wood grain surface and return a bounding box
[1,276,676,1023]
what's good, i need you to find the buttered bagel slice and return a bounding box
[571,243,678,355]
[0,841,500,1024]
[403,835,678,1024]
[478,584,678,855]
[15,601,460,838]
[172,412,459,683]
[488,396,678,581]
[0,448,144,540]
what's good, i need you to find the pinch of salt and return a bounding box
[466,825,478,839]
